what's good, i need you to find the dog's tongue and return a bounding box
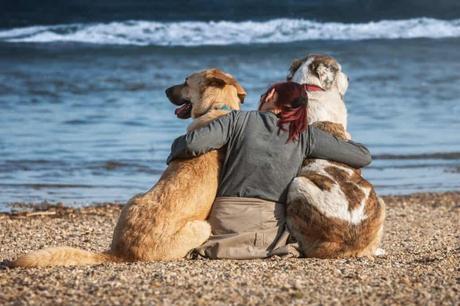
[175,103,192,119]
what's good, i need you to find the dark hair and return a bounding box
[262,82,308,142]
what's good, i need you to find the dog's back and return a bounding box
[287,123,385,258]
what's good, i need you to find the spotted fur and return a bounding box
[286,55,385,258]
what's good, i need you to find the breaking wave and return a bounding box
[0,18,459,46]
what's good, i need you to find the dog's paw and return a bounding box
[187,221,211,243]
[374,248,386,256]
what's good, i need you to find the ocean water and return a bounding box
[0,1,459,210]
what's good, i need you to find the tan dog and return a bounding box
[13,68,246,267]
[286,55,385,258]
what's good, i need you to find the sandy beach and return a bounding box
[0,192,458,305]
[2,1,460,305]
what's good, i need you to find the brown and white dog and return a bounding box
[286,54,385,258]
[13,68,246,267]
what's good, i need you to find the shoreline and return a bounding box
[1,191,459,305]
[2,189,459,214]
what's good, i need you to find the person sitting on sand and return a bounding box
[167,81,372,259]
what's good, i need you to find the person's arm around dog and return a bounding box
[167,111,371,169]
[167,111,237,164]
[306,127,371,168]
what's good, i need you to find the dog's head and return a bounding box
[165,68,246,119]
[287,54,348,97]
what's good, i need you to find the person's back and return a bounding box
[217,110,306,203]
[170,110,371,204]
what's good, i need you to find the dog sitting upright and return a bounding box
[13,69,246,267]
[286,54,385,258]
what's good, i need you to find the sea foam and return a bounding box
[0,18,459,46]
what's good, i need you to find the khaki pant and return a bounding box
[190,197,300,259]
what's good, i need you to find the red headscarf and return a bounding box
[261,82,308,143]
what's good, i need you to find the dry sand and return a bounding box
[1,192,459,305]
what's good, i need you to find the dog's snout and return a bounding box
[165,87,173,97]
[165,85,186,105]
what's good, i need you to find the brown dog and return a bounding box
[286,55,385,258]
[13,68,246,267]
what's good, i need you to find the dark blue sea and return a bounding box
[1,1,459,210]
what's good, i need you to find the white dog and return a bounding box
[286,54,385,258]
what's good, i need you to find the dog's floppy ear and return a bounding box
[336,71,349,97]
[204,72,226,88]
[204,69,235,87]
[233,81,247,103]
[287,58,303,81]
[204,69,247,103]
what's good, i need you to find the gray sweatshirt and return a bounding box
[167,111,371,203]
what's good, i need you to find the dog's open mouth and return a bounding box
[174,101,193,119]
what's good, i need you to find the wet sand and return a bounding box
[1,192,459,305]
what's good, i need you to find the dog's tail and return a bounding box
[12,247,122,268]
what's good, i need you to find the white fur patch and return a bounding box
[289,160,369,225]
[374,248,386,256]
[299,159,352,175]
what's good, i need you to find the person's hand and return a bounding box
[259,88,277,112]
[346,131,352,140]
